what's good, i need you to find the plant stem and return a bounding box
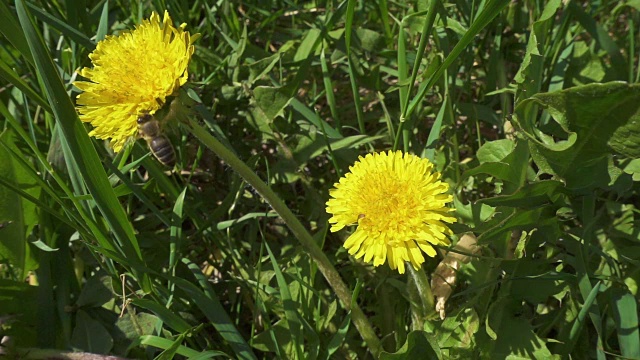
[187,118,382,356]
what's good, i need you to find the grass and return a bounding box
[1,0,640,359]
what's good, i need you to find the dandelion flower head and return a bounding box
[75,11,199,152]
[326,151,456,274]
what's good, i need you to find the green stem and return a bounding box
[187,118,382,356]
[407,265,436,329]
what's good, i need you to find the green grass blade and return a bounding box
[0,130,34,279]
[422,93,449,162]
[320,47,340,130]
[96,1,109,42]
[567,1,627,81]
[15,0,148,289]
[130,298,192,333]
[610,288,640,359]
[177,259,257,360]
[406,0,511,119]
[402,0,439,120]
[264,241,304,359]
[0,59,51,112]
[26,2,95,51]
[568,281,601,349]
[137,335,215,358]
[345,0,365,133]
[290,99,342,138]
[0,1,33,65]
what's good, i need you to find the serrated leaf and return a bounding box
[514,82,640,189]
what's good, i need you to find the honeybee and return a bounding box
[137,112,176,167]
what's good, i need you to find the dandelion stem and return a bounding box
[187,118,382,356]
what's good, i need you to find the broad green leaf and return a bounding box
[355,28,383,52]
[481,298,556,359]
[250,86,292,126]
[75,274,114,308]
[71,309,114,354]
[0,279,38,320]
[463,139,529,185]
[436,308,479,353]
[513,82,640,189]
[0,279,38,347]
[116,312,159,340]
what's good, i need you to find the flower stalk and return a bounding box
[186,118,382,356]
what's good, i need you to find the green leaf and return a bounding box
[247,53,281,85]
[406,0,511,118]
[290,99,342,139]
[264,242,304,359]
[25,2,95,51]
[478,180,565,208]
[464,139,529,185]
[514,0,562,100]
[482,298,555,359]
[610,287,640,359]
[155,332,187,360]
[436,307,479,352]
[294,28,321,62]
[138,335,227,358]
[176,259,257,360]
[250,86,292,126]
[0,1,32,65]
[130,298,192,333]
[0,58,51,112]
[379,331,440,359]
[75,274,114,308]
[514,82,640,189]
[116,312,159,339]
[71,309,114,354]
[568,1,627,81]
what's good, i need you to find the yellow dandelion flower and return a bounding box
[326,150,456,274]
[75,11,199,152]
